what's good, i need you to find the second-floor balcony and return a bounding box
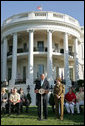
[7,47,74,58]
[34,47,47,52]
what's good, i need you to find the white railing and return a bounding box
[35,12,46,16]
[53,13,64,18]
[2,11,80,27]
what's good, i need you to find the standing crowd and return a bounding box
[1,74,84,121]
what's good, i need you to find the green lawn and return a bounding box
[1,106,84,125]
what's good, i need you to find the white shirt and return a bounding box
[10,92,20,103]
[41,79,45,86]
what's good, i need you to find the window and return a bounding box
[37,64,44,78]
[8,68,11,81]
[37,41,44,52]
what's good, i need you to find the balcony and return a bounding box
[15,79,26,84]
[60,49,64,53]
[7,48,28,56]
[69,51,74,57]
[34,47,47,52]
[17,48,28,53]
[53,48,74,57]
[7,51,12,56]
[7,47,74,58]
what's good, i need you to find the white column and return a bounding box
[2,37,8,81]
[1,42,3,82]
[26,29,36,105]
[10,33,17,85]
[74,38,79,81]
[64,33,71,91]
[47,30,54,86]
[28,30,33,80]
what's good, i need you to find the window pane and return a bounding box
[37,41,44,51]
[37,64,44,77]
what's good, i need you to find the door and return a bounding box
[37,41,44,52]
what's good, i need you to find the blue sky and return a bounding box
[1,1,84,26]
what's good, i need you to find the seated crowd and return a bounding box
[1,87,30,114]
[1,86,84,115]
[65,87,84,114]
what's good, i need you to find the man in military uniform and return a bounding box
[9,87,21,114]
[54,77,65,120]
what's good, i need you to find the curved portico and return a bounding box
[1,11,84,105]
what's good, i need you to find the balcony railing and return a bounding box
[7,48,74,57]
[53,49,74,57]
[17,48,28,53]
[60,49,64,53]
[7,48,28,56]
[69,51,74,57]
[2,11,80,27]
[34,47,47,52]
[7,51,12,56]
[15,79,26,84]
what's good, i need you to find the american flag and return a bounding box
[37,6,42,11]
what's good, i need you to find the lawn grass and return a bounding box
[1,106,84,125]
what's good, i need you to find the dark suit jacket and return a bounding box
[20,93,27,100]
[35,78,49,105]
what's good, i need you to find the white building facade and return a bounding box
[1,11,84,105]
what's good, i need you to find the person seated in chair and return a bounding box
[1,87,8,114]
[9,87,20,114]
[76,87,84,114]
[65,87,76,115]
[19,88,30,113]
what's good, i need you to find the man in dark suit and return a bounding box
[34,74,49,120]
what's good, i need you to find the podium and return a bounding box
[35,88,49,120]
[38,88,45,120]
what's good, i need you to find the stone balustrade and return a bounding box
[2,11,80,27]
